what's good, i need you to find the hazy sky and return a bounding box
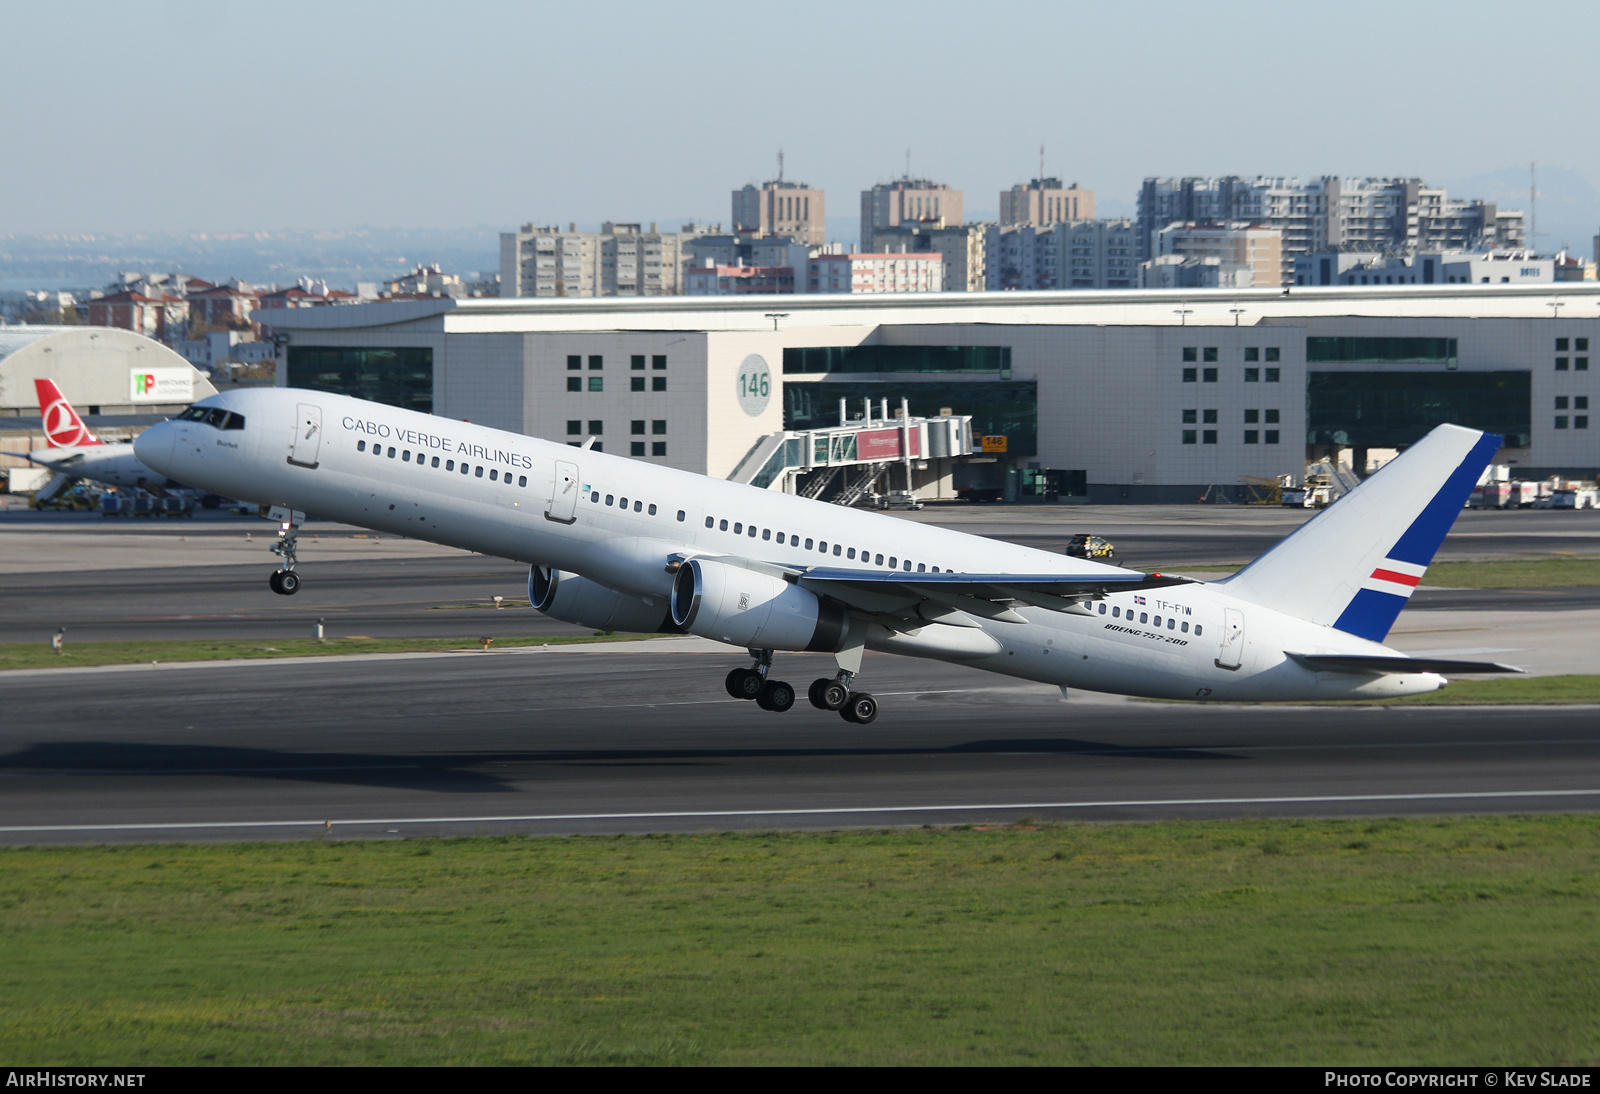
[3,0,1597,235]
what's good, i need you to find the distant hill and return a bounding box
[1442,165,1600,257]
[0,227,502,292]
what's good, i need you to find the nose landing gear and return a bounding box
[267,507,306,595]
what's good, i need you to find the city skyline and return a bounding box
[3,0,1597,240]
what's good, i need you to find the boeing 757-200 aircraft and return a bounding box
[131,388,1520,721]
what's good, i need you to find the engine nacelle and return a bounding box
[528,566,673,633]
[670,558,849,652]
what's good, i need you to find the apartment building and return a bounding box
[860,178,964,251]
[1154,222,1283,288]
[732,180,826,245]
[809,253,943,294]
[1137,176,1525,282]
[999,178,1094,226]
[864,224,987,292]
[499,222,702,297]
[985,220,1139,291]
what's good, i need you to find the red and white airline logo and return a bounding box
[41,394,97,448]
[1362,559,1427,598]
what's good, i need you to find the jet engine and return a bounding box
[670,557,848,652]
[528,565,673,633]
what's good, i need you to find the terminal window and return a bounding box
[567,377,581,392]
[1307,337,1455,365]
[1265,368,1280,382]
[567,355,582,370]
[632,355,646,370]
[1577,339,1590,351]
[1266,409,1280,423]
[1202,368,1218,383]
[1578,417,1590,429]
[1556,416,1569,429]
[652,420,667,434]
[1203,409,1217,423]
[589,377,603,392]
[567,420,581,434]
[286,346,433,414]
[631,442,646,456]
[1578,358,1590,371]
[653,355,667,370]
[1557,338,1570,351]
[652,377,667,391]
[1182,348,1197,362]
[1182,429,1197,444]
[1265,347,1280,362]
[1203,348,1218,362]
[589,355,603,370]
[1308,370,1531,447]
[588,420,603,434]
[1557,358,1569,371]
[631,420,646,434]
[783,345,1009,375]
[1244,368,1259,382]
[1244,409,1259,423]
[1579,397,1591,409]
[1182,368,1197,382]
[632,377,646,391]
[1182,409,1197,423]
[1557,397,1569,409]
[1265,430,1280,444]
[1203,430,1217,444]
[1245,348,1260,362]
[1244,430,1259,444]
[652,441,667,456]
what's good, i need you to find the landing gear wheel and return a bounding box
[268,571,282,594]
[756,680,795,713]
[276,571,300,595]
[840,692,878,725]
[726,668,763,700]
[810,679,850,711]
[807,678,832,710]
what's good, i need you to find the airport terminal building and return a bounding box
[259,285,1599,503]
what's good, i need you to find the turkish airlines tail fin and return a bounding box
[1219,424,1500,642]
[34,379,102,448]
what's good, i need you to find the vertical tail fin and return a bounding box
[1220,424,1500,642]
[34,379,101,448]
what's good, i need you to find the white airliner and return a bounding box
[131,387,1520,721]
[3,379,181,493]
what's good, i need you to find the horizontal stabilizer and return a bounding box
[1288,653,1525,676]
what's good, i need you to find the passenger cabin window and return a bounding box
[357,440,366,451]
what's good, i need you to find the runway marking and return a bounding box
[3,788,1599,834]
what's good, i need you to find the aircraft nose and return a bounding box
[133,421,177,473]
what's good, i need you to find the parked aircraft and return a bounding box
[131,388,1520,721]
[3,379,181,494]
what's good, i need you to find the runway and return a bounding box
[2,644,1596,844]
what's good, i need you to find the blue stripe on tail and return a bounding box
[1333,588,1411,642]
[1387,432,1503,566]
[1331,431,1501,642]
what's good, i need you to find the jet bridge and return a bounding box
[727,396,976,505]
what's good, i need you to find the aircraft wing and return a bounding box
[797,567,1191,624]
[1287,653,1526,675]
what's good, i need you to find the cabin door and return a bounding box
[1215,608,1245,670]
[546,460,579,524]
[287,404,322,468]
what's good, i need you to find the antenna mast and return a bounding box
[1530,160,1537,252]
[1039,143,1045,182]
[777,148,784,183]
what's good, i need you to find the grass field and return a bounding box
[0,633,636,671]
[1,817,1597,1065]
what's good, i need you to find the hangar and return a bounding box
[256,284,1599,502]
[0,326,217,466]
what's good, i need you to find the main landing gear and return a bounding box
[267,508,306,596]
[725,648,878,723]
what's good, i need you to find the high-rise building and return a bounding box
[1137,177,1525,282]
[984,220,1139,291]
[861,179,964,252]
[809,252,944,294]
[863,224,987,292]
[732,180,826,245]
[500,222,704,297]
[1000,178,1094,227]
[1154,222,1282,288]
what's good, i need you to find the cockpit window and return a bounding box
[178,405,245,430]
